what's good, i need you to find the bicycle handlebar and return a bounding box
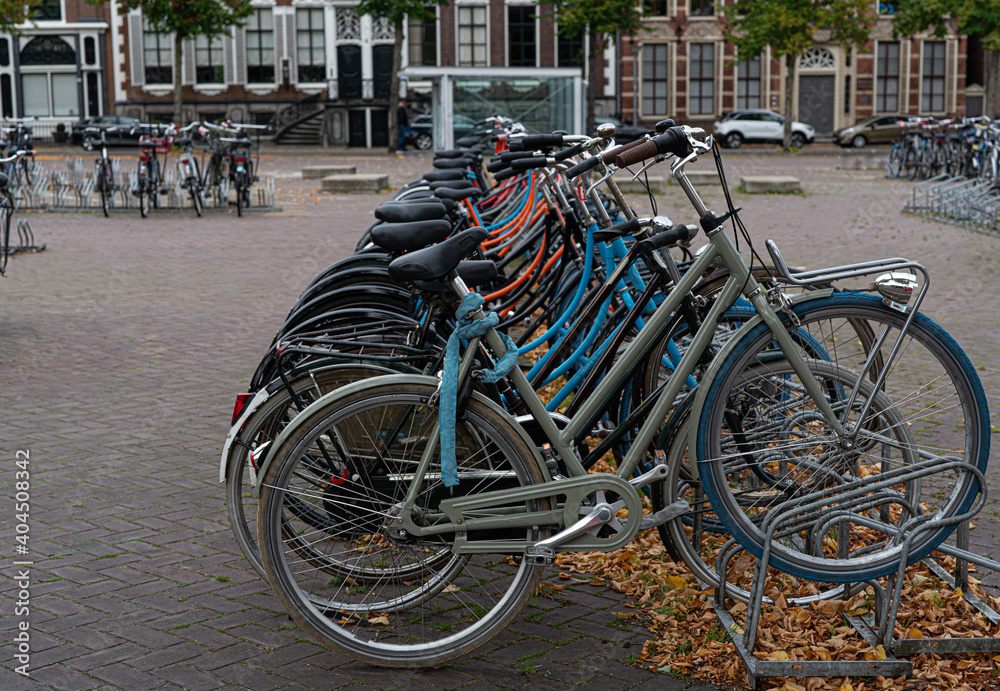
[615,127,692,167]
[565,155,601,179]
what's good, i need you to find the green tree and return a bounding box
[546,0,646,135]
[99,0,253,125]
[0,0,70,33]
[356,0,446,152]
[892,0,1000,117]
[727,0,874,149]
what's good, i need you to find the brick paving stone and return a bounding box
[9,153,1000,690]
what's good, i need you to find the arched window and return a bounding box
[20,36,76,66]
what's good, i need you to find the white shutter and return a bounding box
[286,10,297,82]
[182,37,195,85]
[223,32,235,84]
[946,38,957,113]
[234,25,247,84]
[129,11,145,86]
[273,10,284,83]
[899,41,910,112]
[714,41,724,115]
[668,41,677,117]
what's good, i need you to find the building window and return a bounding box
[558,26,582,68]
[31,0,61,21]
[408,9,437,67]
[737,56,760,109]
[507,6,535,67]
[143,27,172,84]
[921,41,945,112]
[644,0,668,15]
[690,0,714,16]
[247,9,275,83]
[876,42,899,112]
[22,73,77,116]
[689,43,714,115]
[84,37,96,65]
[457,5,487,67]
[1,74,11,118]
[297,7,325,83]
[195,34,224,83]
[642,44,668,115]
[0,38,8,67]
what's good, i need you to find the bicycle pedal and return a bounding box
[523,545,555,566]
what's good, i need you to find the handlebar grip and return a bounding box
[520,133,564,150]
[499,150,535,163]
[593,217,642,242]
[553,142,587,162]
[639,224,696,251]
[614,140,659,167]
[604,137,647,163]
[487,159,509,173]
[493,167,518,181]
[510,157,550,171]
[507,138,525,152]
[565,155,602,179]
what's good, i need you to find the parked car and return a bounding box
[409,113,477,150]
[835,114,921,148]
[595,116,649,144]
[71,115,143,148]
[713,110,815,149]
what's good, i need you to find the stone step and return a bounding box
[302,165,358,180]
[740,175,801,193]
[321,173,390,193]
[614,176,666,194]
[684,169,722,185]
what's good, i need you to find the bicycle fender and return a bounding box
[252,373,550,497]
[686,288,835,464]
[219,388,271,483]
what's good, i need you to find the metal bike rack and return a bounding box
[712,458,1000,689]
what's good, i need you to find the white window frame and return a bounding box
[455,1,489,68]
[639,42,670,119]
[246,3,277,88]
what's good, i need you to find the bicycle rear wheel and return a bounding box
[695,293,989,583]
[257,379,547,667]
[887,145,903,178]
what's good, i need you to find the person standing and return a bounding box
[396,100,410,154]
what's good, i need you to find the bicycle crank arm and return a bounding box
[524,503,613,565]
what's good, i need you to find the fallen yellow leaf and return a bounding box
[369,616,390,625]
[771,650,790,661]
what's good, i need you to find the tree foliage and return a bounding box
[114,0,252,41]
[893,0,1000,50]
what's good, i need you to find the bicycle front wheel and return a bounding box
[696,293,989,583]
[257,379,547,667]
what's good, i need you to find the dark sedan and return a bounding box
[835,114,920,147]
[71,115,143,148]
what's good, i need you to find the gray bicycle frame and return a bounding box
[387,153,851,529]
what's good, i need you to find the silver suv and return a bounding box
[713,110,815,149]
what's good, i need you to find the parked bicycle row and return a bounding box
[85,120,269,217]
[219,116,991,673]
[888,115,996,181]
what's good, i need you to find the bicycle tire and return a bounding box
[138,177,149,218]
[257,378,547,667]
[887,145,903,178]
[695,293,989,583]
[235,172,245,217]
[20,157,31,186]
[189,179,204,217]
[226,363,402,578]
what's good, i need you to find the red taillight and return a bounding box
[231,392,254,424]
[140,155,149,162]
[235,157,246,164]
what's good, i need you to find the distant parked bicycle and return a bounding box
[201,121,262,216]
[131,122,174,218]
[82,125,121,217]
[174,122,205,216]
[0,119,36,185]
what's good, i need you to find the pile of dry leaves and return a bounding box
[558,522,1000,690]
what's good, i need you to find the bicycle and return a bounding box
[0,119,36,185]
[174,122,205,216]
[82,125,120,217]
[132,122,174,218]
[251,125,989,666]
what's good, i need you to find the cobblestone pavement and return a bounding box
[1,151,999,690]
